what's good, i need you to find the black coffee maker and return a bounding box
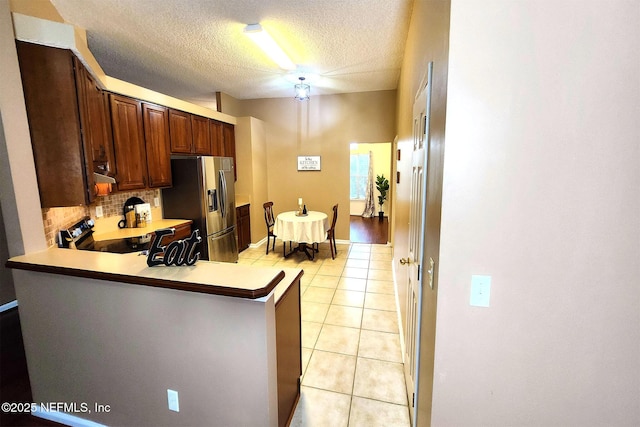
[117,197,145,228]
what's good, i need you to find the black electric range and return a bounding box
[58,217,152,254]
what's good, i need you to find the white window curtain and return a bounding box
[361,151,376,217]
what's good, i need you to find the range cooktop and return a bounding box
[58,217,151,254]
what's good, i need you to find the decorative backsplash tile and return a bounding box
[42,189,160,248]
[88,189,159,219]
[42,205,90,248]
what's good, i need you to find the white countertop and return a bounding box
[8,248,303,301]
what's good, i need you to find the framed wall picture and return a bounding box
[297,156,321,171]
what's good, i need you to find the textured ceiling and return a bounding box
[49,0,413,102]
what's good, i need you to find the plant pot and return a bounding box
[378,211,384,221]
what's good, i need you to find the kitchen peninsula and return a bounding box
[7,249,302,427]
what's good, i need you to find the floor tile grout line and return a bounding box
[309,328,401,359]
[301,376,409,408]
[302,379,411,407]
[299,382,417,408]
[345,257,366,426]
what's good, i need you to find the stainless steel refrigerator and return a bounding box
[161,156,238,263]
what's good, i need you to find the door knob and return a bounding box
[400,258,411,265]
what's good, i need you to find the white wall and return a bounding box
[0,0,47,257]
[234,116,269,244]
[432,1,640,425]
[0,0,47,306]
[15,270,279,426]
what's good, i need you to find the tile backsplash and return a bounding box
[88,189,159,219]
[42,205,90,247]
[42,189,160,248]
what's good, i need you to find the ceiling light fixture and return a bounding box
[243,23,296,71]
[294,77,310,101]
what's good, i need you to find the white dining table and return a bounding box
[273,211,329,259]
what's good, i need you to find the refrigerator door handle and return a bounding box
[219,170,227,218]
[208,189,218,212]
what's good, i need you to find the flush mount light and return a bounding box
[294,77,310,101]
[243,23,296,71]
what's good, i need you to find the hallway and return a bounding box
[349,215,389,244]
[238,241,409,427]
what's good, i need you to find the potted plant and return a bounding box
[375,174,390,221]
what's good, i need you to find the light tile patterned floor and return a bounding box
[238,240,410,427]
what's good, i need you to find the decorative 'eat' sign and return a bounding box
[147,228,202,267]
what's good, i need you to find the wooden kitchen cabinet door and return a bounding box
[155,221,192,247]
[210,120,224,156]
[16,41,95,207]
[142,103,172,188]
[236,204,251,252]
[169,109,193,154]
[192,115,212,154]
[75,59,116,178]
[110,94,148,191]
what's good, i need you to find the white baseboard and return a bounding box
[0,300,18,312]
[32,404,106,427]
[249,237,267,249]
[349,241,392,246]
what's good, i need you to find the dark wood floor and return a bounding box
[349,215,389,244]
[1,308,62,427]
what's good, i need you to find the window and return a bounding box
[350,154,369,200]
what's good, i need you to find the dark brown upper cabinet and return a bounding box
[142,103,172,188]
[210,119,224,156]
[110,95,172,191]
[110,95,147,191]
[16,41,100,207]
[191,115,211,154]
[75,60,116,178]
[169,109,215,155]
[17,41,233,203]
[168,109,193,154]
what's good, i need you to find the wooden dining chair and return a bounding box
[263,202,276,254]
[327,204,338,259]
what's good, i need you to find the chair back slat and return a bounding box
[330,204,338,230]
[263,202,275,228]
[262,202,277,254]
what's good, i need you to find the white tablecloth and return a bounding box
[273,211,329,243]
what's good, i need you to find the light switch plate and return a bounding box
[470,275,491,307]
[167,389,179,412]
[154,197,160,207]
[95,206,103,218]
